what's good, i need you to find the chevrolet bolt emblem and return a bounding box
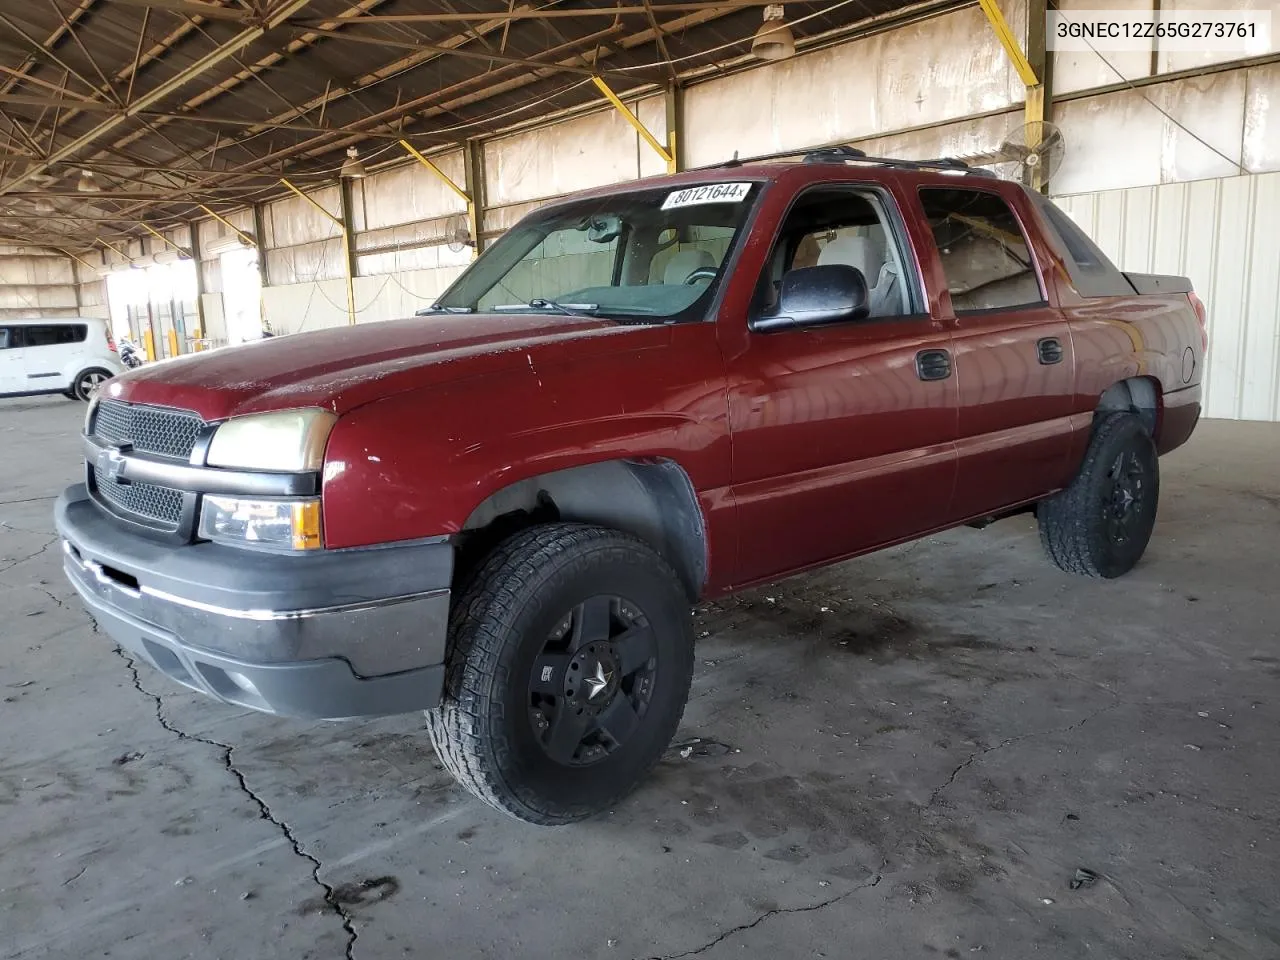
[97,444,130,483]
[584,662,611,700]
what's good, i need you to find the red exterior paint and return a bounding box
[104,162,1203,597]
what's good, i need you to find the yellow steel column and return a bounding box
[399,139,478,260]
[978,0,1039,87]
[197,204,257,248]
[592,76,676,174]
[96,237,132,263]
[139,222,194,259]
[59,247,96,271]
[464,140,485,256]
[978,0,1048,186]
[279,178,356,326]
[1024,0,1051,190]
[665,82,683,173]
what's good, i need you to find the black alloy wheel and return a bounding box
[426,523,694,824]
[528,595,658,767]
[1103,449,1148,545]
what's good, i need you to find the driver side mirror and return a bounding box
[750,264,870,333]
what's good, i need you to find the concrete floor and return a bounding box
[2,396,1278,960]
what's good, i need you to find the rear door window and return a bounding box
[23,324,88,346]
[0,327,19,349]
[918,188,1045,313]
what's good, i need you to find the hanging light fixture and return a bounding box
[751,4,796,61]
[340,146,367,179]
[76,170,101,193]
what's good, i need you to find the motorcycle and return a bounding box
[118,338,144,369]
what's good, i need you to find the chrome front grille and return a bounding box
[92,465,185,529]
[89,400,203,532]
[93,399,204,461]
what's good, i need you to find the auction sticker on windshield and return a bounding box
[661,182,752,210]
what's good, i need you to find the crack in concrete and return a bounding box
[0,537,58,574]
[38,587,67,610]
[929,703,1120,807]
[649,874,883,960]
[0,519,51,535]
[112,647,359,960]
[0,494,57,506]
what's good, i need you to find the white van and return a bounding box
[0,318,126,401]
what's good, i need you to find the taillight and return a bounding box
[106,328,117,353]
[1188,292,1207,354]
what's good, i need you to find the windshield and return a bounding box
[431,181,762,322]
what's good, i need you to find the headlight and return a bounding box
[206,409,336,472]
[199,495,322,551]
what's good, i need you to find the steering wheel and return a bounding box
[684,266,718,285]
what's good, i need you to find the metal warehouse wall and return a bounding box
[0,246,105,321]
[483,94,668,233]
[681,2,1026,167]
[1058,172,1280,422]
[254,95,669,335]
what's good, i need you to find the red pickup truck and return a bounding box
[56,149,1205,824]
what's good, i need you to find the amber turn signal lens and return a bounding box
[291,500,323,551]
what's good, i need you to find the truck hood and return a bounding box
[104,313,648,421]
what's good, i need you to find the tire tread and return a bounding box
[1038,412,1158,578]
[426,523,691,825]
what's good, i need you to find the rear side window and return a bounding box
[919,188,1045,313]
[23,324,88,346]
[1027,192,1134,297]
[0,327,16,349]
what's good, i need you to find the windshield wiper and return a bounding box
[493,299,600,317]
[415,304,472,316]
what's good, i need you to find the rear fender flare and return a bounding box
[1097,376,1161,438]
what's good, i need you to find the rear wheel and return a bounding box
[1038,412,1159,578]
[72,367,112,401]
[426,523,693,825]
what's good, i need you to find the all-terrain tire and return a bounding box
[426,523,694,825]
[1038,412,1160,578]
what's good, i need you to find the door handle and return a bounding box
[916,349,952,381]
[1037,337,1064,365]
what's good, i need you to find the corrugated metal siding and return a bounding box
[0,251,80,320]
[484,95,668,208]
[1057,171,1280,421]
[355,150,468,233]
[681,2,1023,168]
[265,188,342,249]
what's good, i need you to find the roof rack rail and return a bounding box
[803,145,867,163]
[705,146,999,178]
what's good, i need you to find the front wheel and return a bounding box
[1038,412,1160,578]
[426,523,694,825]
[72,367,112,401]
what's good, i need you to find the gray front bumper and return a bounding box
[56,484,451,720]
